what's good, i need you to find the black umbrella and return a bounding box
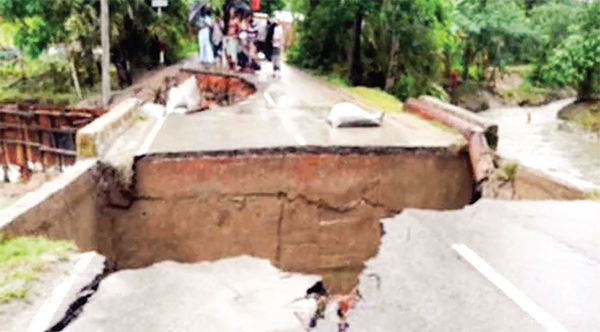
[228,0,252,14]
[188,2,208,24]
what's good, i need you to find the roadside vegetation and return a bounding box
[0,0,287,106]
[287,0,600,129]
[0,236,77,302]
[559,102,600,132]
[0,0,197,105]
[502,162,518,181]
[321,73,403,113]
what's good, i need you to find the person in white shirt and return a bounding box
[271,19,284,78]
[196,7,215,67]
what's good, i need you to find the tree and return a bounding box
[288,0,449,99]
[1,0,190,90]
[259,0,286,16]
[348,1,364,86]
[287,0,355,71]
[541,2,600,100]
[0,0,54,57]
[454,0,535,82]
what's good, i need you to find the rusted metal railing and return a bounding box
[0,104,106,182]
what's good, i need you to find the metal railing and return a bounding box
[0,104,105,182]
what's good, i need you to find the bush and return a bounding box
[13,17,51,59]
[391,74,448,101]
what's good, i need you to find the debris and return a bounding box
[166,76,202,114]
[327,103,385,128]
[335,286,361,332]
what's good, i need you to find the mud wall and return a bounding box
[99,147,474,292]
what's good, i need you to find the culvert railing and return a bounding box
[0,104,106,182]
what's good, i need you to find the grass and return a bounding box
[585,189,600,201]
[0,236,77,302]
[323,73,351,87]
[347,86,404,113]
[573,104,600,132]
[0,54,121,106]
[498,78,550,106]
[0,88,75,106]
[504,64,535,77]
[135,113,149,122]
[502,162,518,180]
[320,73,404,113]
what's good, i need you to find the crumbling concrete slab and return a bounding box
[63,256,321,332]
[0,252,106,332]
[322,199,600,332]
[34,252,106,332]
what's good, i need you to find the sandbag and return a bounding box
[166,87,186,114]
[166,76,202,114]
[327,102,385,128]
[180,76,201,109]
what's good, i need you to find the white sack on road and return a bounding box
[166,76,201,114]
[327,102,385,128]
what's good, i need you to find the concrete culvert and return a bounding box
[95,147,474,294]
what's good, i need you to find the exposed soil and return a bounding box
[454,72,576,112]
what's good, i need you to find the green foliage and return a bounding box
[572,103,600,132]
[259,0,286,16]
[178,36,199,59]
[289,0,449,100]
[0,0,54,57]
[0,21,19,47]
[0,0,192,92]
[13,16,51,58]
[455,0,538,75]
[540,2,600,100]
[287,0,354,72]
[585,189,600,201]
[349,86,404,113]
[0,236,77,302]
[502,162,518,180]
[322,73,351,87]
[529,1,583,50]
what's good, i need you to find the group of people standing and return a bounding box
[194,5,284,77]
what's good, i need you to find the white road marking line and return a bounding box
[294,134,307,146]
[264,92,275,106]
[452,244,570,332]
[75,251,97,272]
[137,116,165,155]
[27,277,76,332]
[28,252,99,332]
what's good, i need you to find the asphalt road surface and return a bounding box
[313,199,600,332]
[145,64,464,154]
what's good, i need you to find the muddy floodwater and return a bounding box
[479,99,600,185]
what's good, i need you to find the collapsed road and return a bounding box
[3,63,599,332]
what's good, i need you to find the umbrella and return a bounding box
[228,0,252,14]
[188,2,208,24]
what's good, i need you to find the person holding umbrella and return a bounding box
[191,4,215,68]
